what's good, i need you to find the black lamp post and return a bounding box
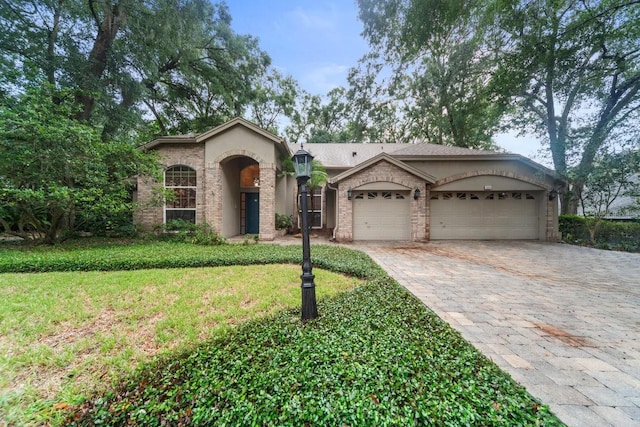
[292,148,318,320]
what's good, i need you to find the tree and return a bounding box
[0,0,277,138]
[494,0,640,213]
[0,84,159,243]
[356,0,505,148]
[284,58,408,144]
[578,149,640,241]
[247,70,301,134]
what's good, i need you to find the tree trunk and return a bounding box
[76,1,126,122]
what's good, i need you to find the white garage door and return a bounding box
[430,192,540,239]
[353,190,411,240]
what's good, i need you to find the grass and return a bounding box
[0,238,564,426]
[0,263,360,425]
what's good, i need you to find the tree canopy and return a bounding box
[0,0,302,242]
[0,0,296,137]
[355,0,640,212]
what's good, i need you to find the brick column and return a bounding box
[334,185,353,242]
[208,162,223,234]
[259,164,276,241]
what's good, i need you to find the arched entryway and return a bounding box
[219,156,260,236]
[240,164,260,234]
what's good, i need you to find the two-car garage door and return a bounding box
[430,191,540,239]
[352,190,541,240]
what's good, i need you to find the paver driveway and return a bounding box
[356,241,640,427]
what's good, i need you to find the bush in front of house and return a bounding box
[275,213,294,231]
[559,214,640,252]
[151,220,227,246]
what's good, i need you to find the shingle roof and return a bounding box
[391,143,501,156]
[297,143,503,168]
[299,143,404,168]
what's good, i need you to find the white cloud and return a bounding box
[288,6,336,30]
[303,63,349,94]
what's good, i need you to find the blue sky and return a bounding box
[225,1,367,94]
[224,1,545,161]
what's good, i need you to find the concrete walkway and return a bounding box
[355,241,640,427]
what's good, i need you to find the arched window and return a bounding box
[165,165,196,224]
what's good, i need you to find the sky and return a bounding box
[224,1,546,163]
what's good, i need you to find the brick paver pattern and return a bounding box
[356,241,640,427]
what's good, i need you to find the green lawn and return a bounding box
[0,239,564,426]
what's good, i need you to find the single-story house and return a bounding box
[134,117,564,242]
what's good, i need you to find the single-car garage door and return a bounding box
[430,191,540,239]
[353,190,411,240]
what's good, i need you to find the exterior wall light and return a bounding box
[414,187,421,200]
[549,189,558,201]
[347,188,353,200]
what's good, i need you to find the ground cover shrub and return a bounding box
[1,239,561,426]
[559,214,640,252]
[68,276,561,426]
[0,240,379,276]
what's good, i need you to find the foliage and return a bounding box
[275,213,293,231]
[576,149,640,241]
[0,240,561,425]
[0,0,298,139]
[66,275,559,426]
[0,241,379,276]
[349,0,505,148]
[242,234,260,245]
[248,70,301,133]
[0,263,359,426]
[578,150,640,219]
[559,214,640,252]
[157,220,226,245]
[354,0,640,211]
[285,59,414,144]
[0,85,160,244]
[493,0,640,213]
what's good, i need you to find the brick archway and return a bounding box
[207,150,276,240]
[433,170,551,190]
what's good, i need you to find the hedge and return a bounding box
[559,215,640,252]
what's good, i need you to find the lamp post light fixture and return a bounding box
[292,148,318,320]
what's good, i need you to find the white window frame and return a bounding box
[164,166,197,224]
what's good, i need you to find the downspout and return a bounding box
[327,181,339,241]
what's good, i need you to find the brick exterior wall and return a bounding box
[334,160,427,242]
[135,144,279,241]
[134,144,205,231]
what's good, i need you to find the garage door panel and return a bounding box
[353,191,411,240]
[431,191,539,240]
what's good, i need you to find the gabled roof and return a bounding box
[329,152,437,184]
[195,117,285,146]
[304,142,561,183]
[140,117,291,156]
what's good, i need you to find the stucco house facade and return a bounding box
[134,117,564,242]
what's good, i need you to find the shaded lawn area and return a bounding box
[0,240,564,426]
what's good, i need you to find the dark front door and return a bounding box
[245,192,260,234]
